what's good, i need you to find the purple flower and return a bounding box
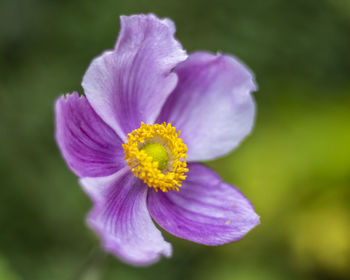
[55,14,259,266]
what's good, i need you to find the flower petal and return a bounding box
[148,163,259,245]
[80,168,172,266]
[55,92,125,177]
[82,14,187,140]
[157,52,256,161]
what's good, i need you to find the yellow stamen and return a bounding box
[122,122,188,192]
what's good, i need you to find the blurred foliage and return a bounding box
[0,255,20,280]
[0,0,350,279]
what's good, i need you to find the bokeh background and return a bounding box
[1,0,350,279]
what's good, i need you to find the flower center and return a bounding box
[122,122,188,192]
[141,143,168,171]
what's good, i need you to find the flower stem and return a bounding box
[71,247,106,280]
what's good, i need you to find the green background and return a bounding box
[1,0,350,279]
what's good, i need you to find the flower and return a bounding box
[55,14,260,266]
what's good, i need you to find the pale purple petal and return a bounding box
[82,14,187,140]
[55,92,125,177]
[157,52,256,161]
[80,168,172,266]
[148,163,259,245]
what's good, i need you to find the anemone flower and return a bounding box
[55,14,260,266]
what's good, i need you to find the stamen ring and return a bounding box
[122,122,188,192]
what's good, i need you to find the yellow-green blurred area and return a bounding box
[1,0,349,279]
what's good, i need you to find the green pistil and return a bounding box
[141,143,169,171]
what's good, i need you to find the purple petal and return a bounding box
[80,168,172,266]
[55,92,125,177]
[82,14,187,140]
[148,163,259,245]
[157,52,256,161]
